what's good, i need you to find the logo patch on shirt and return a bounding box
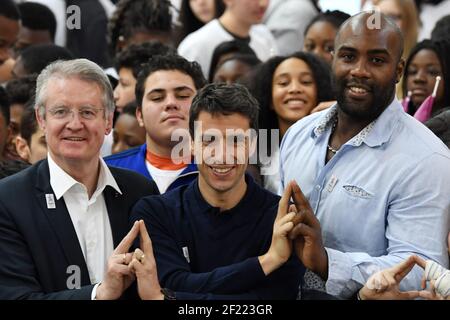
[45,194,56,209]
[342,185,373,199]
[326,175,338,192]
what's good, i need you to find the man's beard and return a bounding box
[332,74,397,121]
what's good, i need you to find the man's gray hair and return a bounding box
[35,59,115,117]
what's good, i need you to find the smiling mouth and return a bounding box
[285,99,307,107]
[346,85,372,99]
[209,166,234,175]
[349,86,370,94]
[64,137,85,141]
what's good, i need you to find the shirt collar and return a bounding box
[191,174,257,216]
[48,154,122,200]
[312,103,339,139]
[311,98,401,148]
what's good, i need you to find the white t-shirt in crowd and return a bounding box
[146,161,186,194]
[178,19,279,78]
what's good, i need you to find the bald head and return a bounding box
[331,11,406,122]
[336,11,404,61]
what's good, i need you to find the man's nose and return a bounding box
[164,95,180,110]
[65,111,84,129]
[349,59,370,78]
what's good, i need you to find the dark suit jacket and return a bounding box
[0,159,158,300]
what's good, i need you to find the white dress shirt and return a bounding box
[48,154,122,286]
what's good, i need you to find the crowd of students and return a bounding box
[0,0,449,300]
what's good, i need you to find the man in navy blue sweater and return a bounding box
[131,83,305,299]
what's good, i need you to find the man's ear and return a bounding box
[136,107,144,127]
[396,58,405,83]
[15,136,31,163]
[35,107,46,131]
[105,111,114,135]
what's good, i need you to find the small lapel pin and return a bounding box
[182,246,190,263]
[45,194,56,209]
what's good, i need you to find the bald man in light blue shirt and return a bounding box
[279,12,450,299]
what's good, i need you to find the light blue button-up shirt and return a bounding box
[279,99,450,299]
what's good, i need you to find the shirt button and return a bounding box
[315,185,321,191]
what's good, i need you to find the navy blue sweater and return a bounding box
[131,175,305,300]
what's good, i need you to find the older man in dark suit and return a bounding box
[0,59,161,300]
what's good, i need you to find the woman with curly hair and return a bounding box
[246,52,334,193]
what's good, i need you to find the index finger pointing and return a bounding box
[391,256,418,282]
[114,221,140,254]
[291,181,317,227]
[139,220,156,259]
[291,181,312,211]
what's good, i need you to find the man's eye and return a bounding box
[371,57,385,64]
[325,45,334,53]
[80,110,95,117]
[151,97,163,102]
[53,109,68,116]
[342,54,354,62]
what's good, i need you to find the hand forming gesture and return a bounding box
[287,181,328,280]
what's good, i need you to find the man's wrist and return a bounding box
[160,287,176,300]
[95,282,113,300]
[317,249,329,280]
[258,252,282,276]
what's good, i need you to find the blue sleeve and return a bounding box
[173,255,304,300]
